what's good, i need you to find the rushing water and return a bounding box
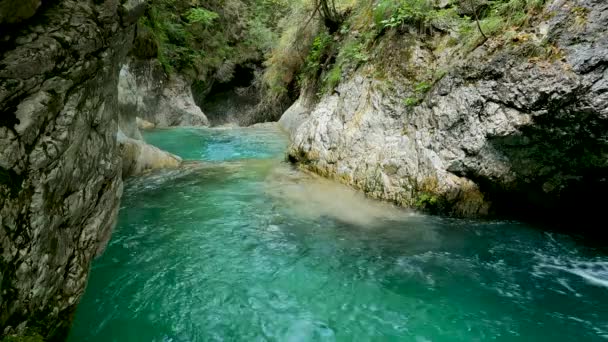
[69,125,608,341]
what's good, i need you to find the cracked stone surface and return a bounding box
[118,59,209,128]
[283,0,608,220]
[0,0,144,339]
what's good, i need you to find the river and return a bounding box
[69,125,608,341]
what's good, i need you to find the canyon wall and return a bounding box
[283,0,608,222]
[0,0,144,339]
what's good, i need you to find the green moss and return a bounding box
[1,333,44,342]
[374,0,434,31]
[340,39,369,66]
[185,8,219,26]
[303,31,333,76]
[571,5,589,28]
[323,64,342,93]
[415,192,439,208]
[403,97,421,107]
[571,6,589,16]
[480,16,506,36]
[414,81,431,93]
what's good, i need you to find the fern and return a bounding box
[186,8,219,26]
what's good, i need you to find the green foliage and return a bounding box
[479,16,505,36]
[323,64,342,92]
[373,0,467,34]
[140,0,290,76]
[414,81,431,94]
[340,40,369,64]
[403,97,421,107]
[246,18,278,52]
[416,192,439,208]
[376,0,433,30]
[186,8,219,26]
[299,30,339,93]
[1,333,44,342]
[571,6,590,16]
[304,31,333,75]
[403,81,432,107]
[571,5,589,28]
[457,0,548,44]
[140,0,549,82]
[373,0,398,27]
[431,7,463,30]
[166,0,549,123]
[258,0,321,117]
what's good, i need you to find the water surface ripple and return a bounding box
[69,126,608,341]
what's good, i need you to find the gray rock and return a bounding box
[116,59,189,179]
[0,0,142,339]
[137,117,156,130]
[278,98,310,137]
[118,60,209,128]
[119,0,147,26]
[285,0,608,220]
[118,131,182,177]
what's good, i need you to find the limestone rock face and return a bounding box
[117,59,188,177]
[278,98,310,138]
[118,132,182,177]
[118,59,209,128]
[0,0,141,339]
[284,0,608,220]
[137,117,156,130]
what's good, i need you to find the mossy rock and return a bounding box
[132,25,159,59]
[1,333,44,342]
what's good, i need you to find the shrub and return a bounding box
[262,2,320,102]
[374,0,435,33]
[304,31,334,75]
[416,192,439,208]
[186,8,219,26]
[403,97,421,107]
[414,81,432,94]
[140,0,290,76]
[323,64,342,92]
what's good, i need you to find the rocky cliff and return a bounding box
[118,58,209,128]
[283,0,607,223]
[117,58,194,178]
[0,0,145,339]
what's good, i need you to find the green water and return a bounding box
[69,126,608,341]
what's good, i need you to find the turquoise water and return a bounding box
[69,126,608,341]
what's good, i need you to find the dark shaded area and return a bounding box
[0,0,58,54]
[465,109,608,237]
[131,24,159,59]
[0,106,19,130]
[194,64,260,125]
[0,167,24,198]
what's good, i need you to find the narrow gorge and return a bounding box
[1,0,607,341]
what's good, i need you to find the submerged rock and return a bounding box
[283,0,608,222]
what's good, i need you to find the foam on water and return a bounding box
[537,258,608,289]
